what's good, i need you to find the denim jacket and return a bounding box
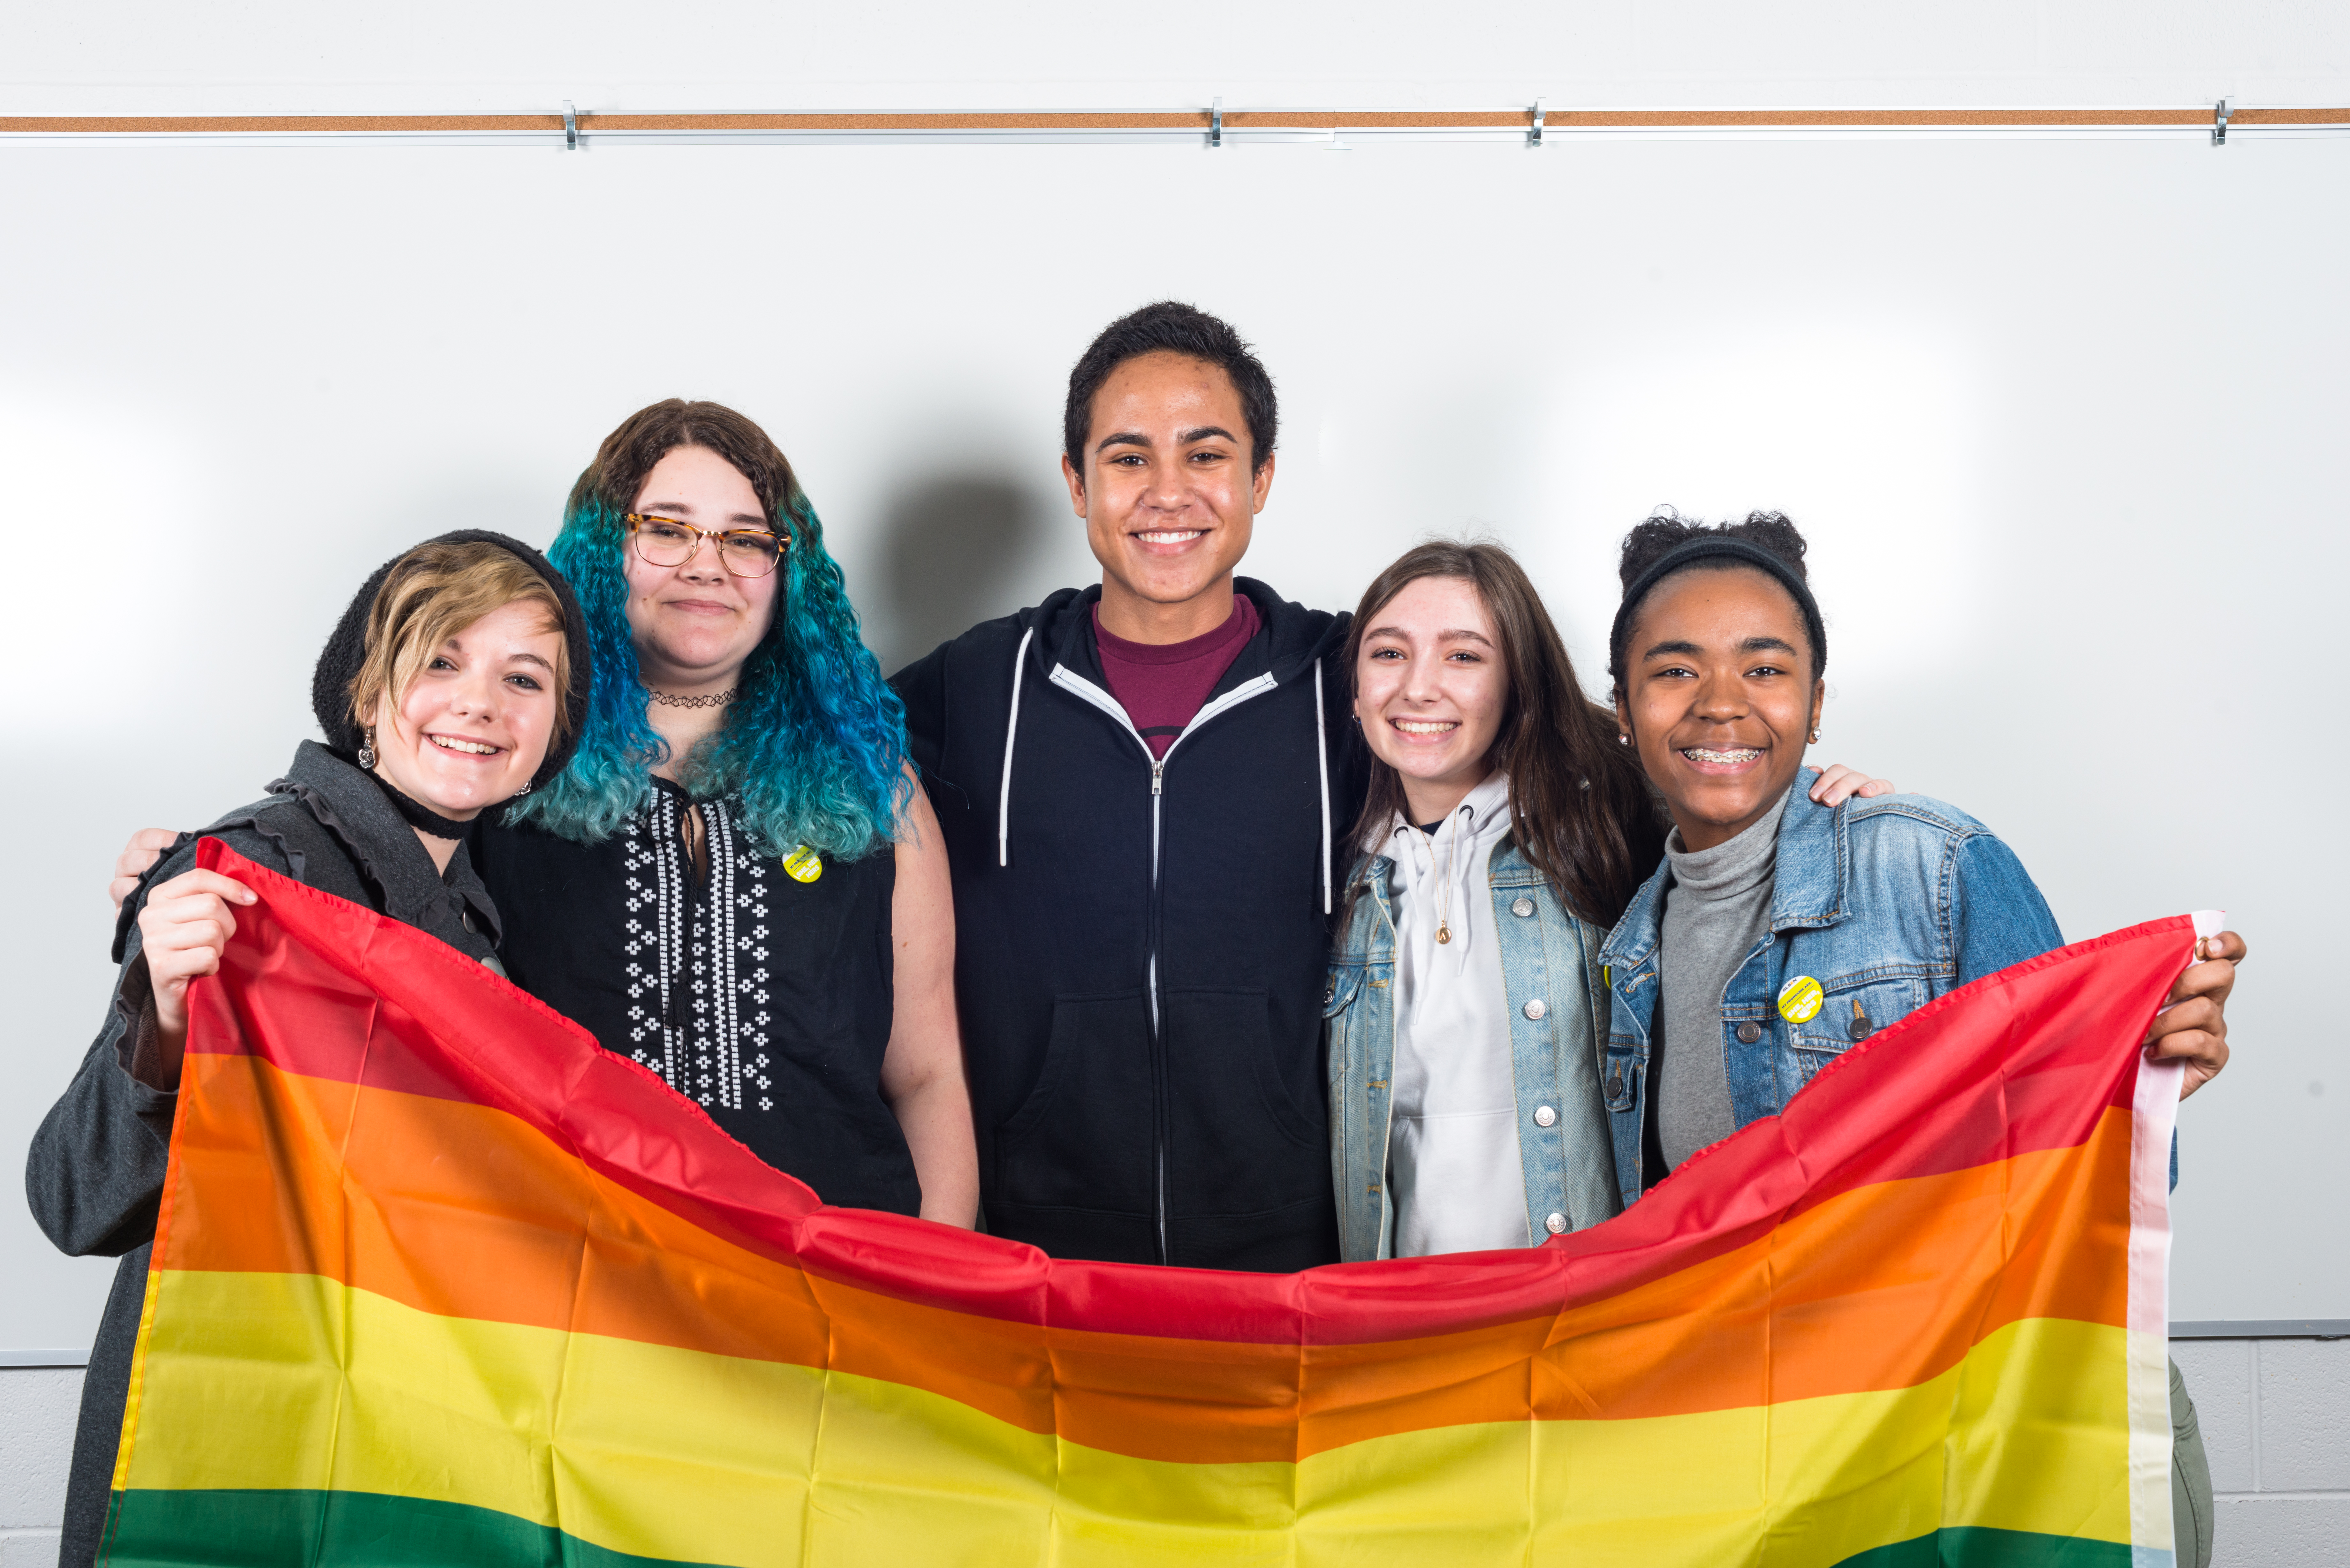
[1596,773,2062,1209]
[1325,839,1620,1261]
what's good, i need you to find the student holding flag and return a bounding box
[94,401,981,1227]
[31,531,591,1568]
[1593,508,2234,1566]
[1594,509,2236,1188]
[1323,511,2240,1557]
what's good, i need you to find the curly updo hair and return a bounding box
[1607,508,1825,697]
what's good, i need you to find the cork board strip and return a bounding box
[1,107,2344,135]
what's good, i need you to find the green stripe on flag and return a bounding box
[1833,1526,2139,1567]
[103,1489,2140,1568]
[103,1489,735,1568]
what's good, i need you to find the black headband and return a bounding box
[1608,536,1827,690]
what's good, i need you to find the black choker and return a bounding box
[370,774,479,841]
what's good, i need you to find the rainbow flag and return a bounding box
[105,839,2192,1566]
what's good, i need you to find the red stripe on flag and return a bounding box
[185,838,2189,1347]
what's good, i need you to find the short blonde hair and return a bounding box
[346,540,572,741]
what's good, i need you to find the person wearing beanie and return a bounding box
[94,402,980,1232]
[27,531,586,1568]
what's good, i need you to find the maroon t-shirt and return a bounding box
[1092,594,1262,760]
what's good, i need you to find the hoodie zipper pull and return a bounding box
[1152,763,1164,796]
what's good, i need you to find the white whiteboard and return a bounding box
[2,129,2340,1351]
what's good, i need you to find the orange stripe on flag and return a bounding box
[163,1051,2134,1465]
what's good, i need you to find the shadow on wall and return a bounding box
[870,474,1062,675]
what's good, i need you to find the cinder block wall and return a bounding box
[2174,1338,2350,1564]
[5,1344,2344,1566]
[0,1368,76,1567]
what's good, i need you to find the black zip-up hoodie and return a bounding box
[893,577,1367,1271]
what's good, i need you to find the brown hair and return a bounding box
[347,539,573,739]
[1343,540,1665,927]
[568,398,805,525]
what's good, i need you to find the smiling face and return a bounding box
[1353,574,1510,824]
[364,598,566,819]
[1062,350,1274,642]
[1616,565,1825,851]
[623,444,781,692]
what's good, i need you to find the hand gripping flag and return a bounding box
[104,840,2195,1566]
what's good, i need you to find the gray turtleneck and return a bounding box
[1656,787,1791,1172]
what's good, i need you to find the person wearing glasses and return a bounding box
[99,402,977,1225]
[472,399,977,1225]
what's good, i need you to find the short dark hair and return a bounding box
[1062,301,1278,480]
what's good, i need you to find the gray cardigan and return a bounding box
[24,740,502,1568]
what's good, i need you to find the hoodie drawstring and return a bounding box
[1314,661,1332,915]
[1003,619,1330,900]
[998,625,1034,868]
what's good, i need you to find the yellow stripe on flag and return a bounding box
[126,1269,2136,1567]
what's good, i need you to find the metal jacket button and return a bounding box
[1545,1213,1568,1234]
[1523,998,1547,1021]
[1735,1021,1762,1044]
[1533,1105,1557,1127]
[1512,897,1535,917]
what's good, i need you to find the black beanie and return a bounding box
[310,529,592,792]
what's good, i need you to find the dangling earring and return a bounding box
[1808,727,1821,744]
[513,779,532,796]
[357,727,376,769]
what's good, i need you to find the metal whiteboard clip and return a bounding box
[1529,98,1546,148]
[1210,97,1223,148]
[2212,98,2231,146]
[564,101,579,151]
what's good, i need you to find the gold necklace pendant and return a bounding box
[1435,922,1452,945]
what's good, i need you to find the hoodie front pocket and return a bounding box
[994,990,1156,1213]
[1164,987,1327,1215]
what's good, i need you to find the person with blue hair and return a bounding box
[480,399,977,1224]
[100,401,977,1222]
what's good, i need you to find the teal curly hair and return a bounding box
[507,400,909,859]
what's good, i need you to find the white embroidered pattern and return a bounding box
[620,792,776,1112]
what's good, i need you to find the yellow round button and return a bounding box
[783,845,823,884]
[1778,974,1824,1024]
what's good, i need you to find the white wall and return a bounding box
[6,123,2343,1346]
[3,0,2348,116]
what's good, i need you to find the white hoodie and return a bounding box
[1382,771,1531,1256]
